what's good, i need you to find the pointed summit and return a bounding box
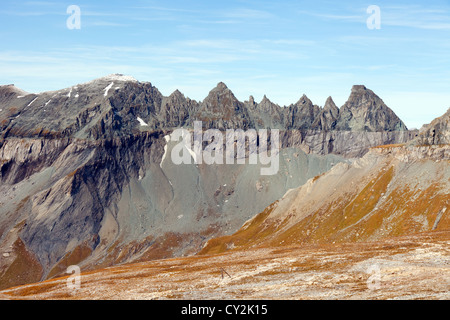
[286,94,321,130]
[215,82,228,92]
[311,96,339,130]
[203,82,233,100]
[170,89,184,98]
[258,95,277,111]
[205,82,235,100]
[200,82,243,118]
[296,94,312,105]
[323,96,339,119]
[336,85,407,132]
[324,96,337,110]
[261,94,271,104]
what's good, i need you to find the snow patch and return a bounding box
[177,215,184,219]
[102,74,137,82]
[75,93,79,98]
[67,88,72,98]
[17,96,24,98]
[103,82,114,97]
[137,117,148,126]
[28,97,38,107]
[160,134,171,168]
[160,129,198,167]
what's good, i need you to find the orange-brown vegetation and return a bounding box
[371,143,406,149]
[1,231,448,300]
[47,244,93,280]
[0,239,43,291]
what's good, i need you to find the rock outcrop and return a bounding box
[335,85,407,132]
[416,107,450,145]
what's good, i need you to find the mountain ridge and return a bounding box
[1,75,409,139]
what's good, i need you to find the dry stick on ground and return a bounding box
[220,267,232,279]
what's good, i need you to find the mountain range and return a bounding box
[0,74,447,297]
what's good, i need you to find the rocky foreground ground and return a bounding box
[0,231,448,300]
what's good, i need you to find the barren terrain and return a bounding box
[1,231,448,300]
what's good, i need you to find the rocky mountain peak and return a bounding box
[346,85,378,108]
[324,96,337,110]
[260,94,271,104]
[214,82,228,92]
[351,85,367,93]
[247,95,256,106]
[99,74,138,83]
[197,82,248,128]
[0,84,28,95]
[258,95,278,112]
[311,96,340,131]
[170,89,184,99]
[296,94,312,106]
[203,82,237,105]
[336,85,408,132]
[416,107,450,145]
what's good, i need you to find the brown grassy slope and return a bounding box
[200,146,449,255]
[0,230,448,300]
[0,238,43,290]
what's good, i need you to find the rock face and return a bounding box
[311,96,339,131]
[335,85,408,132]
[415,107,450,145]
[0,75,416,290]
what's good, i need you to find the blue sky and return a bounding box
[1,0,450,129]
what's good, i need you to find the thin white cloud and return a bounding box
[379,4,450,30]
[88,21,130,27]
[0,10,64,16]
[223,8,274,20]
[24,1,60,6]
[298,4,450,30]
[297,10,364,23]
[129,5,200,14]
